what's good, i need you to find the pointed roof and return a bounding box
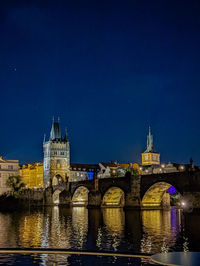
[50,120,61,140]
[144,126,155,153]
[64,127,68,141]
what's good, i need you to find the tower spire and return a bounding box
[145,126,154,153]
[50,116,61,140]
[43,133,46,143]
[64,127,68,141]
[142,126,160,165]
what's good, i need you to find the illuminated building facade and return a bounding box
[19,163,43,188]
[141,127,160,166]
[97,162,140,178]
[70,163,99,182]
[98,162,119,178]
[43,118,70,187]
[0,156,19,195]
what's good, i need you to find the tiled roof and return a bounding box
[100,162,118,167]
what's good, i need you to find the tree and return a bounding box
[6,175,25,197]
[125,165,140,179]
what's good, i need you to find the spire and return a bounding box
[64,127,68,141]
[50,117,61,140]
[144,126,154,153]
[43,133,46,143]
[149,126,151,136]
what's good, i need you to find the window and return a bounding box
[54,151,57,155]
[60,152,64,155]
[8,165,13,170]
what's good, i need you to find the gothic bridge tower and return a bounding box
[43,118,70,187]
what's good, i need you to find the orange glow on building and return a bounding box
[19,163,43,188]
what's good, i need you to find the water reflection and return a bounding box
[71,207,88,248]
[46,206,71,249]
[98,208,125,251]
[19,212,43,248]
[102,208,125,234]
[141,208,182,253]
[0,213,17,247]
[0,206,199,262]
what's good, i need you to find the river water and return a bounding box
[0,207,199,265]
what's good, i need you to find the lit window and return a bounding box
[153,155,156,161]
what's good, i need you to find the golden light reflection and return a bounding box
[102,208,125,251]
[96,227,102,249]
[18,212,43,248]
[72,207,88,248]
[47,206,71,249]
[103,208,125,233]
[141,210,181,254]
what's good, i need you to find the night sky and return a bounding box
[1,0,200,165]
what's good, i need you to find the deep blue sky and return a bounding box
[1,0,200,165]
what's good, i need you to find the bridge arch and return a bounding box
[52,174,64,186]
[52,189,62,204]
[72,186,89,206]
[102,186,125,207]
[141,181,181,209]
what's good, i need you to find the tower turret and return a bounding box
[43,118,70,187]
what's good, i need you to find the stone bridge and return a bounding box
[43,169,200,210]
